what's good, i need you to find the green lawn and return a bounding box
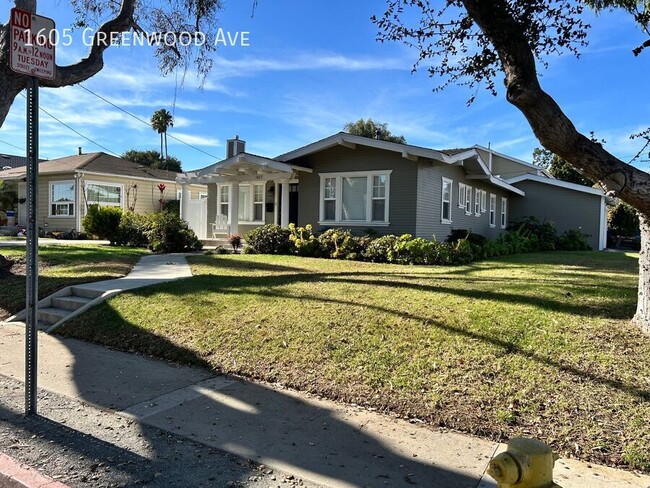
[59,251,650,471]
[0,245,148,319]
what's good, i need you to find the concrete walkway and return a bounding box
[0,254,649,487]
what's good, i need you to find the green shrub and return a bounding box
[83,204,123,244]
[508,216,558,251]
[115,211,150,247]
[162,199,180,216]
[245,224,293,254]
[146,212,202,253]
[348,235,373,260]
[557,229,591,251]
[318,228,360,259]
[362,235,398,263]
[452,238,474,264]
[289,224,324,257]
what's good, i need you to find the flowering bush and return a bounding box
[288,223,324,257]
[228,233,243,252]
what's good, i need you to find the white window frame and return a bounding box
[465,185,472,215]
[489,193,496,228]
[177,189,182,200]
[441,177,453,224]
[318,170,392,226]
[199,192,208,199]
[49,180,75,218]
[458,183,466,208]
[252,182,265,222]
[501,197,508,229]
[474,188,481,217]
[480,190,487,213]
[217,184,229,218]
[85,180,124,209]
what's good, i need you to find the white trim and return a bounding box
[458,182,466,208]
[500,197,508,229]
[48,180,76,218]
[318,170,391,225]
[506,173,604,196]
[84,180,125,209]
[276,132,446,163]
[78,170,176,184]
[599,196,607,251]
[465,185,472,215]
[441,177,453,224]
[473,144,540,171]
[487,176,525,196]
[480,190,487,213]
[474,187,480,217]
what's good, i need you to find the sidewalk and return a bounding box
[1,254,649,487]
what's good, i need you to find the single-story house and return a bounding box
[177,133,607,250]
[0,152,206,233]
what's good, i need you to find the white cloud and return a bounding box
[168,132,221,147]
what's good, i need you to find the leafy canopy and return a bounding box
[122,150,182,173]
[532,148,594,186]
[344,118,407,144]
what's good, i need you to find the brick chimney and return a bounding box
[226,135,245,158]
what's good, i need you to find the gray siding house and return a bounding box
[178,133,606,250]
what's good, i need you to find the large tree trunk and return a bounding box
[634,214,650,334]
[462,0,650,334]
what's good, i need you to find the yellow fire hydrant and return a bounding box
[487,438,562,488]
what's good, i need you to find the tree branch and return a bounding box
[461,0,650,214]
[40,0,136,88]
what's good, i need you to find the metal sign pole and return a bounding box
[25,76,39,416]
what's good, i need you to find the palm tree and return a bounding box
[150,109,174,169]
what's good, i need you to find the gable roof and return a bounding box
[0,154,48,170]
[0,152,180,182]
[506,173,604,196]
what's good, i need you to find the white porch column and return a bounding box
[280,180,290,228]
[180,184,191,220]
[229,182,239,235]
[273,181,279,225]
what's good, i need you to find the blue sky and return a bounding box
[0,1,648,172]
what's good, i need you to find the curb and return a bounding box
[0,454,70,488]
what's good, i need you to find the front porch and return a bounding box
[177,150,309,241]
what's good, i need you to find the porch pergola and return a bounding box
[177,152,310,235]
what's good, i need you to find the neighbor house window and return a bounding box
[465,185,472,215]
[458,183,466,208]
[474,188,480,216]
[253,183,264,221]
[319,171,391,224]
[501,197,508,228]
[441,177,453,224]
[86,182,122,207]
[219,185,229,216]
[481,190,487,213]
[489,194,496,227]
[50,181,75,217]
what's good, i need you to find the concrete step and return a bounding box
[52,295,94,311]
[70,287,104,300]
[38,307,70,325]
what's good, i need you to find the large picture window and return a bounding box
[86,182,122,207]
[441,177,453,224]
[50,181,75,217]
[319,171,391,225]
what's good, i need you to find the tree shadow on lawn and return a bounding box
[52,317,484,487]
[156,271,647,403]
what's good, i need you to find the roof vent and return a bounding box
[226,135,246,159]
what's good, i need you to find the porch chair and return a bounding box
[211,214,230,238]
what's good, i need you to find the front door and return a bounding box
[289,183,298,225]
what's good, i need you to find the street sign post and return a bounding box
[10,7,56,416]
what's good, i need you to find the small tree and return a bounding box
[344,119,407,144]
[609,202,640,238]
